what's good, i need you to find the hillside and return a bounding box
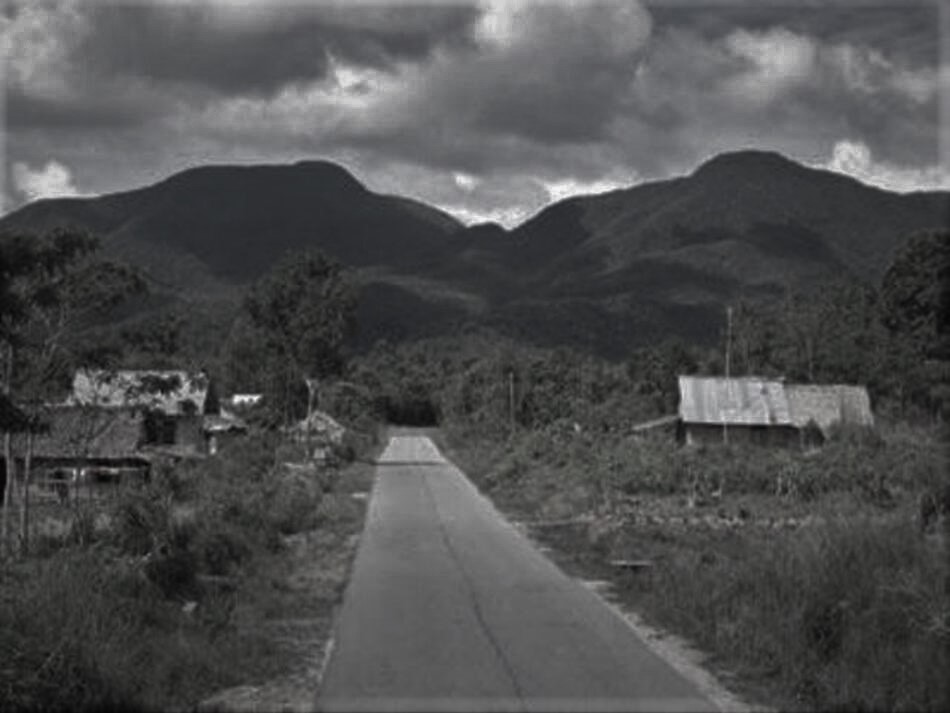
[1,151,946,355]
[455,151,948,350]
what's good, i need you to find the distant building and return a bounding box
[676,375,874,447]
[285,410,346,463]
[227,393,263,408]
[69,369,220,454]
[203,408,249,455]
[15,406,149,480]
[677,375,798,446]
[7,406,150,501]
[785,384,874,439]
[1,370,253,503]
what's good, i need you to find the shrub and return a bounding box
[192,523,253,576]
[111,491,169,556]
[267,470,323,535]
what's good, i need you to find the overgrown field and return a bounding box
[444,421,950,712]
[0,429,377,712]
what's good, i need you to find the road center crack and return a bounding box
[420,470,527,710]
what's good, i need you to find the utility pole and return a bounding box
[723,306,733,446]
[508,369,515,432]
[305,378,320,422]
[304,377,320,458]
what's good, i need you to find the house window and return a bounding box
[144,411,177,445]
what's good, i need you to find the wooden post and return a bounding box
[19,431,33,557]
[508,370,515,431]
[305,378,320,460]
[723,306,732,446]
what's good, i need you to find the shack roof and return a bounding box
[677,375,791,426]
[203,409,248,434]
[785,384,874,435]
[14,406,145,461]
[285,410,345,445]
[69,370,214,415]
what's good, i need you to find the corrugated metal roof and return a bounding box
[678,376,791,426]
[69,370,212,415]
[785,384,874,435]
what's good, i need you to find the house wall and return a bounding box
[207,430,244,455]
[175,415,206,453]
[682,423,801,447]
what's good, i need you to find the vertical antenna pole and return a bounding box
[723,306,733,445]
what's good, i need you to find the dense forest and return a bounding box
[3,226,945,436]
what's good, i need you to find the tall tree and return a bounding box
[879,230,950,416]
[236,249,357,423]
[0,228,144,557]
[880,230,949,359]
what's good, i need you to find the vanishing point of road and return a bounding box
[316,434,718,712]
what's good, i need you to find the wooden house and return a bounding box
[69,369,220,455]
[677,375,874,447]
[785,383,874,441]
[6,406,150,501]
[677,375,800,446]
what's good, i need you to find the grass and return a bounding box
[619,518,950,711]
[0,426,381,712]
[0,546,259,711]
[444,420,950,712]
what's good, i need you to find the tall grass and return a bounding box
[0,547,262,711]
[630,518,949,711]
[0,428,352,711]
[453,419,945,516]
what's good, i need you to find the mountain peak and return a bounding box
[693,150,801,178]
[157,159,367,196]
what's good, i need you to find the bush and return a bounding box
[192,524,253,576]
[112,491,169,556]
[267,470,323,535]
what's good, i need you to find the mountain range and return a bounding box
[1,150,946,356]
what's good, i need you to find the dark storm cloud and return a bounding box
[331,2,653,154]
[646,1,939,66]
[2,0,945,222]
[620,3,942,170]
[3,1,482,134]
[77,3,480,95]
[5,91,158,130]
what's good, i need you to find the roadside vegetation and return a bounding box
[444,422,947,712]
[0,231,377,711]
[350,229,949,711]
[0,428,378,711]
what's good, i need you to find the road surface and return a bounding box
[316,435,717,712]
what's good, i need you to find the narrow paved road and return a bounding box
[316,435,717,712]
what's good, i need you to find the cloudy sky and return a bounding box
[2,0,948,226]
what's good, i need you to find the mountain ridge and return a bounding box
[1,151,946,355]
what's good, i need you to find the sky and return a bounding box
[2,0,948,227]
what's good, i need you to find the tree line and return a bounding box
[1,225,946,554]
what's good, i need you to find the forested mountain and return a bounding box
[1,151,946,355]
